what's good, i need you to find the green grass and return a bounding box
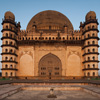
[0,78,10,80]
[91,78,100,80]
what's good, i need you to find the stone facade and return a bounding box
[1,10,99,79]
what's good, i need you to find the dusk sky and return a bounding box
[0,0,100,74]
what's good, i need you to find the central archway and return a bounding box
[38,53,62,79]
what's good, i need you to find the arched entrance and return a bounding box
[38,53,62,79]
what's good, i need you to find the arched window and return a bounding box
[6,33,8,37]
[35,37,37,40]
[6,41,8,44]
[10,65,13,68]
[5,64,8,68]
[52,37,54,40]
[10,42,13,45]
[39,37,41,40]
[6,25,8,29]
[92,33,95,37]
[63,37,65,40]
[10,49,13,53]
[88,41,90,45]
[70,37,71,40]
[92,41,95,44]
[93,72,95,76]
[45,37,47,40]
[10,57,13,61]
[59,37,61,40]
[87,72,90,76]
[93,64,95,68]
[5,57,8,60]
[5,72,8,76]
[10,34,12,38]
[88,26,90,30]
[76,37,77,40]
[10,72,13,76]
[67,36,68,40]
[88,49,90,53]
[92,26,95,29]
[92,48,95,52]
[88,57,90,60]
[88,34,90,38]
[23,37,24,40]
[55,67,59,70]
[92,56,95,60]
[42,37,44,40]
[88,64,90,68]
[10,26,12,30]
[49,37,51,40]
[5,49,8,52]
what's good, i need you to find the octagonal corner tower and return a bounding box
[26,10,74,33]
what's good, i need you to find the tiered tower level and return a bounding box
[1,10,99,79]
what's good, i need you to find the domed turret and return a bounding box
[82,11,99,78]
[85,11,96,21]
[1,11,18,78]
[4,11,15,21]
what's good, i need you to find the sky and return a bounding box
[0,0,100,75]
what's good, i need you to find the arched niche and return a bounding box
[38,53,62,77]
[19,54,33,76]
[67,54,81,76]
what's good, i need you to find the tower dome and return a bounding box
[4,11,15,21]
[85,11,96,21]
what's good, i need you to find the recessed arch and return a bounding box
[67,54,81,76]
[38,53,62,78]
[19,54,33,76]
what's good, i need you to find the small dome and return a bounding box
[4,11,15,21]
[85,11,96,21]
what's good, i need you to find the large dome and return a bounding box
[26,10,73,33]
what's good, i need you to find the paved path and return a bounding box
[0,84,23,99]
[0,83,100,100]
[2,89,100,100]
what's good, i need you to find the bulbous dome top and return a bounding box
[4,11,15,21]
[85,11,96,21]
[26,10,73,33]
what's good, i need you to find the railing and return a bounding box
[1,60,18,64]
[83,68,99,71]
[1,68,18,71]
